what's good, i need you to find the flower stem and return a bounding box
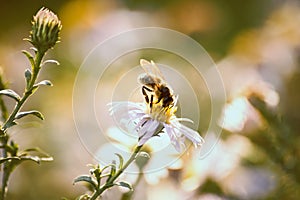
[0,50,45,200]
[90,145,143,200]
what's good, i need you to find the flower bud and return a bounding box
[29,7,62,53]
[135,151,150,170]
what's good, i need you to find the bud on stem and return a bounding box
[28,7,62,53]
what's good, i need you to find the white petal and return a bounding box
[173,95,179,106]
[138,120,160,146]
[108,101,146,133]
[108,102,144,117]
[175,117,194,124]
[134,115,150,132]
[171,121,204,146]
[137,119,151,138]
[164,124,176,143]
[164,124,185,152]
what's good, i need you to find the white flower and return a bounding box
[109,98,204,152]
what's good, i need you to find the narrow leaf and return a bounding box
[21,50,35,67]
[0,89,20,102]
[115,181,133,190]
[73,175,98,189]
[100,173,111,179]
[115,153,124,170]
[19,155,53,164]
[110,161,116,176]
[106,161,117,183]
[21,147,51,158]
[29,47,38,53]
[22,156,40,163]
[101,164,116,172]
[15,110,44,120]
[42,59,60,67]
[34,80,53,87]
[0,157,20,164]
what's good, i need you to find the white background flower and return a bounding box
[95,127,183,185]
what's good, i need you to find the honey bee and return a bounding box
[138,59,175,110]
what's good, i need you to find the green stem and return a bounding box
[1,51,44,132]
[0,75,8,121]
[0,50,45,200]
[90,145,143,200]
[0,162,12,200]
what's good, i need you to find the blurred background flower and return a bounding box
[0,0,300,199]
[95,127,182,186]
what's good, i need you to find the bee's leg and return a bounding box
[142,87,149,104]
[143,86,153,92]
[142,86,151,104]
[150,94,154,111]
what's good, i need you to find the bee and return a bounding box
[138,59,175,110]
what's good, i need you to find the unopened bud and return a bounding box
[29,7,62,53]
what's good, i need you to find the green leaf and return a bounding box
[73,175,98,190]
[21,147,51,158]
[0,89,20,102]
[110,161,116,176]
[115,181,133,191]
[42,59,60,67]
[115,153,124,170]
[101,163,116,172]
[99,173,111,179]
[0,157,20,164]
[19,155,53,164]
[22,50,35,67]
[106,161,117,183]
[15,110,44,120]
[28,47,38,55]
[34,80,53,87]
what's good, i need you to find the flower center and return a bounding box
[147,101,177,124]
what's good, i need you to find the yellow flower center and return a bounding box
[147,101,177,124]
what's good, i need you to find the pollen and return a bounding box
[147,101,177,124]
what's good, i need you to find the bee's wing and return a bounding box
[140,59,166,81]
